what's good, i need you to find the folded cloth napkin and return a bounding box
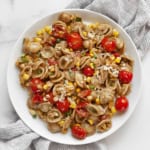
[0,0,150,150]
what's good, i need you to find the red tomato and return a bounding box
[56,99,70,113]
[119,70,133,84]
[78,90,91,99]
[46,92,55,104]
[52,24,66,39]
[82,66,94,76]
[47,36,56,46]
[66,32,83,50]
[76,101,89,117]
[48,59,57,66]
[32,94,43,104]
[101,37,116,52]
[30,78,43,93]
[115,96,129,112]
[112,52,120,57]
[71,125,87,139]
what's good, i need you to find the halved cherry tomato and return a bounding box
[112,52,120,57]
[52,24,67,39]
[56,99,70,113]
[78,90,91,99]
[48,58,57,66]
[118,70,133,84]
[82,66,94,77]
[30,78,43,93]
[115,96,129,112]
[32,94,43,104]
[101,37,116,52]
[46,92,55,104]
[66,32,83,50]
[71,125,87,139]
[76,101,89,117]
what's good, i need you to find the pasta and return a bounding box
[16,12,134,140]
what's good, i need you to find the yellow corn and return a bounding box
[90,62,94,69]
[33,37,42,42]
[88,119,94,125]
[67,26,71,32]
[36,30,42,36]
[111,106,117,115]
[89,24,96,29]
[82,31,87,37]
[75,124,81,127]
[50,66,55,72]
[76,61,80,67]
[70,102,77,109]
[43,84,49,90]
[114,57,121,63]
[86,77,91,83]
[76,88,81,93]
[22,73,30,80]
[95,98,101,105]
[58,120,64,126]
[113,29,119,37]
[89,50,94,57]
[44,26,51,33]
[68,81,73,86]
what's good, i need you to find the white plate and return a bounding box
[7,9,142,145]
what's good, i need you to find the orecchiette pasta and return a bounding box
[16,12,133,140]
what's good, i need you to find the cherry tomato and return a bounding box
[112,52,120,57]
[52,24,67,39]
[76,102,89,117]
[78,90,91,99]
[66,32,83,50]
[46,92,55,104]
[119,70,133,84]
[101,37,116,52]
[115,96,129,112]
[48,59,57,66]
[47,36,56,46]
[30,78,43,93]
[56,99,70,113]
[32,94,43,104]
[82,66,94,76]
[71,125,87,139]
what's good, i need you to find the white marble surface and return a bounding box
[0,0,150,149]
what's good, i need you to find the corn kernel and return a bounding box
[111,106,117,114]
[113,29,119,37]
[114,57,121,63]
[76,62,80,67]
[67,26,71,32]
[95,98,100,105]
[33,37,42,42]
[58,120,64,126]
[88,119,94,125]
[68,81,73,86]
[36,30,42,36]
[44,26,51,32]
[90,63,94,69]
[75,124,80,127]
[43,84,49,90]
[22,73,30,80]
[41,28,45,34]
[82,31,87,37]
[86,77,91,83]
[70,102,77,109]
[76,88,81,93]
[50,66,55,72]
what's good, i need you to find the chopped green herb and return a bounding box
[75,17,82,22]
[56,38,62,43]
[65,109,72,116]
[81,51,86,56]
[89,85,95,90]
[36,69,42,74]
[94,54,97,59]
[32,114,37,118]
[21,55,28,63]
